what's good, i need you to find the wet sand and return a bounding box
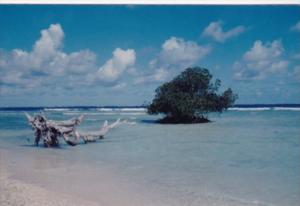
[0,148,146,206]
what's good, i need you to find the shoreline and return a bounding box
[0,166,99,206]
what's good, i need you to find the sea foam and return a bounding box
[273,107,300,111]
[228,107,271,111]
[44,108,73,112]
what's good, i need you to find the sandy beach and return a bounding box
[0,147,99,206]
[0,169,98,206]
[0,148,147,206]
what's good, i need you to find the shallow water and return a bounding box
[0,108,299,206]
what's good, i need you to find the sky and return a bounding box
[0,5,299,107]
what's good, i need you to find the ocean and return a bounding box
[0,105,299,206]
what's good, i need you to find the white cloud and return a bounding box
[33,24,64,59]
[159,37,210,67]
[0,23,97,91]
[243,40,283,61]
[0,24,139,96]
[291,20,300,32]
[91,48,136,84]
[234,40,289,80]
[135,68,170,84]
[202,21,245,43]
[136,37,211,84]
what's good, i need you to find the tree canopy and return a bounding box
[147,67,237,123]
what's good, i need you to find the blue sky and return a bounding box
[0,5,299,106]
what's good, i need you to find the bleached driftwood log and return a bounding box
[25,113,131,147]
[74,118,129,143]
[25,113,84,147]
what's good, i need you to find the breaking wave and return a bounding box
[273,107,300,111]
[229,107,300,111]
[44,108,73,112]
[96,108,146,112]
[1,106,299,113]
[228,107,271,111]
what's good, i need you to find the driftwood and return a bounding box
[25,113,127,147]
[74,118,132,143]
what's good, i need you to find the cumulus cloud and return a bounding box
[158,37,210,67]
[0,24,138,95]
[234,40,289,80]
[0,23,97,92]
[291,20,300,32]
[135,68,170,84]
[202,21,245,43]
[33,24,64,59]
[136,37,211,84]
[89,48,136,84]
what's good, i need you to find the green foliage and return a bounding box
[147,67,237,123]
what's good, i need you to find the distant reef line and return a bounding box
[0,104,300,111]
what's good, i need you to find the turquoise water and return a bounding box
[0,108,299,205]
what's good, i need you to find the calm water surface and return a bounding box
[0,108,299,206]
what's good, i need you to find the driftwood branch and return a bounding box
[74,118,129,143]
[25,112,82,147]
[25,113,131,147]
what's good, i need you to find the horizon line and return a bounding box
[0,0,300,5]
[0,103,300,109]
